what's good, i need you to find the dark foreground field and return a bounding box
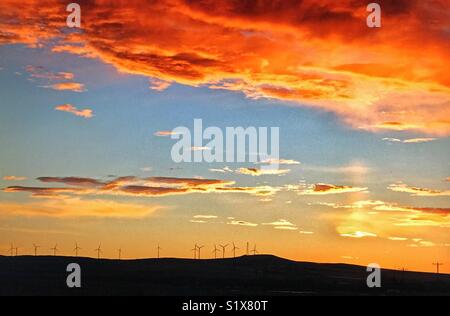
[1,255,449,296]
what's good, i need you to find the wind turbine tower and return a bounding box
[232,243,240,258]
[33,244,40,256]
[433,262,444,274]
[51,244,59,256]
[191,245,198,260]
[95,244,102,259]
[220,244,229,259]
[74,242,82,257]
[197,245,205,260]
[213,245,219,259]
[157,245,162,259]
[252,244,258,256]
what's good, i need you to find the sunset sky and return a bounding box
[0,0,449,273]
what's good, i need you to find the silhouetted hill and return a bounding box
[1,255,449,296]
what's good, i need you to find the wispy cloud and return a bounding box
[55,104,93,119]
[193,215,218,219]
[301,163,370,175]
[149,78,171,91]
[25,65,86,92]
[26,65,74,81]
[340,231,377,238]
[227,220,258,227]
[388,182,450,197]
[322,199,450,229]
[298,183,368,195]
[262,219,302,231]
[4,175,281,199]
[236,168,290,177]
[2,176,27,181]
[383,137,437,144]
[388,237,409,241]
[210,166,290,176]
[257,159,300,165]
[209,166,233,174]
[0,198,162,218]
[47,82,86,92]
[154,131,181,137]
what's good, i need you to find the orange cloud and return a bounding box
[2,176,27,181]
[4,175,281,199]
[1,1,449,135]
[299,183,368,195]
[210,166,291,176]
[154,131,181,137]
[0,198,161,218]
[236,168,291,177]
[388,182,450,197]
[55,104,93,118]
[322,200,450,234]
[340,231,377,239]
[49,82,86,92]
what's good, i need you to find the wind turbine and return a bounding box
[33,244,40,256]
[197,245,205,260]
[212,245,220,259]
[191,244,198,259]
[246,242,250,256]
[9,243,14,257]
[220,244,229,259]
[74,242,82,257]
[251,244,259,256]
[232,243,240,258]
[433,262,444,274]
[51,244,59,256]
[118,248,122,260]
[157,245,162,259]
[95,244,102,259]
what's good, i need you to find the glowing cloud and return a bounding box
[258,159,300,165]
[1,1,449,135]
[154,131,182,137]
[340,231,377,238]
[227,220,258,227]
[149,78,172,91]
[55,104,93,119]
[0,199,161,218]
[2,176,27,181]
[388,182,450,197]
[48,82,86,92]
[4,175,281,199]
[236,168,291,177]
[299,184,368,195]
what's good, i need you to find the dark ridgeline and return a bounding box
[0,255,449,296]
